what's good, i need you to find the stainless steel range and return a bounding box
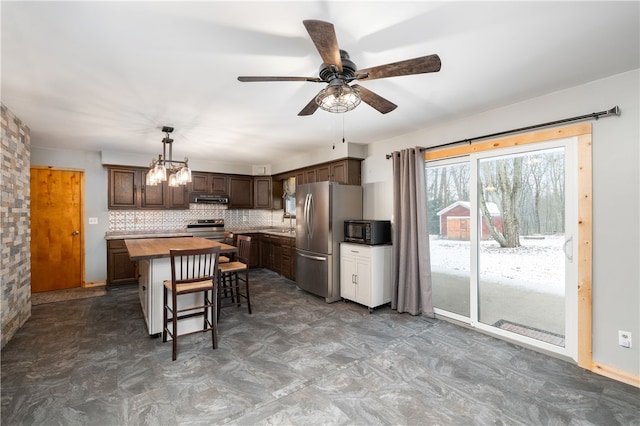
[186,219,225,242]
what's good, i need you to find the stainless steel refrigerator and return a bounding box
[296,181,362,302]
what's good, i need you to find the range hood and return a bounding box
[189,194,229,204]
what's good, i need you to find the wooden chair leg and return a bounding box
[162,287,168,342]
[172,293,178,361]
[232,273,239,304]
[211,290,218,349]
[244,269,251,314]
[217,291,221,323]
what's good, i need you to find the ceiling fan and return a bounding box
[238,20,441,116]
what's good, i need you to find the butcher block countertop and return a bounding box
[124,237,237,261]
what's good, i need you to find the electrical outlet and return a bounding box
[618,330,632,348]
[88,217,98,225]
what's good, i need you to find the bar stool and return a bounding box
[218,235,252,319]
[219,232,235,264]
[162,246,221,361]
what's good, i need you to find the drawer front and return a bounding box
[108,239,127,249]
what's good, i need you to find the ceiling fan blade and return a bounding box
[355,54,441,81]
[352,84,397,114]
[303,20,343,72]
[298,96,320,116]
[238,76,323,82]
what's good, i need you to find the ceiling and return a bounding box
[2,1,638,167]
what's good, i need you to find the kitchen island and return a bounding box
[105,229,192,287]
[125,237,237,336]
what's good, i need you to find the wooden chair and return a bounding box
[218,235,252,319]
[219,232,235,264]
[163,246,221,361]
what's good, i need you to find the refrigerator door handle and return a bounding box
[302,193,308,238]
[307,193,314,239]
[298,252,327,262]
[304,192,314,240]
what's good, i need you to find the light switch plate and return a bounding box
[618,330,632,348]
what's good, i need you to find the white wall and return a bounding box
[362,70,640,378]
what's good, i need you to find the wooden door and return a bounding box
[30,167,84,292]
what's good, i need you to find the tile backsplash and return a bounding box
[108,204,293,231]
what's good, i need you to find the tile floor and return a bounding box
[2,269,639,425]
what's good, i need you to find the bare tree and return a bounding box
[479,157,523,248]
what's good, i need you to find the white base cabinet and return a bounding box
[340,243,392,312]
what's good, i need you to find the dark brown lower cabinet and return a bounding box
[244,233,261,268]
[281,243,293,280]
[107,239,138,286]
[259,233,295,280]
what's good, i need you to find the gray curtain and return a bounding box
[391,147,433,316]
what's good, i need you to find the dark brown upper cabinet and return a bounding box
[253,176,272,210]
[108,167,189,210]
[191,172,228,195]
[228,175,253,209]
[276,158,362,187]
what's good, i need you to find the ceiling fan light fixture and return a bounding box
[316,80,361,113]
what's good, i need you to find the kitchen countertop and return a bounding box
[104,230,192,240]
[258,228,296,237]
[124,237,237,261]
[226,227,296,238]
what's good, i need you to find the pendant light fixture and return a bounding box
[147,126,192,187]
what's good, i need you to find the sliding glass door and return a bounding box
[426,159,471,321]
[427,138,577,359]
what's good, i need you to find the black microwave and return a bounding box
[344,220,391,245]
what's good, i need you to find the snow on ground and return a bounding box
[429,234,566,296]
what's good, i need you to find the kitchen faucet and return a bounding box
[282,213,295,232]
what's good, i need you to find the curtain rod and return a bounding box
[385,105,620,159]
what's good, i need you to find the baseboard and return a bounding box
[83,280,106,288]
[592,362,640,388]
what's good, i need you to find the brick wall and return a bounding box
[1,103,31,349]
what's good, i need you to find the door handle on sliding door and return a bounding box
[563,236,573,262]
